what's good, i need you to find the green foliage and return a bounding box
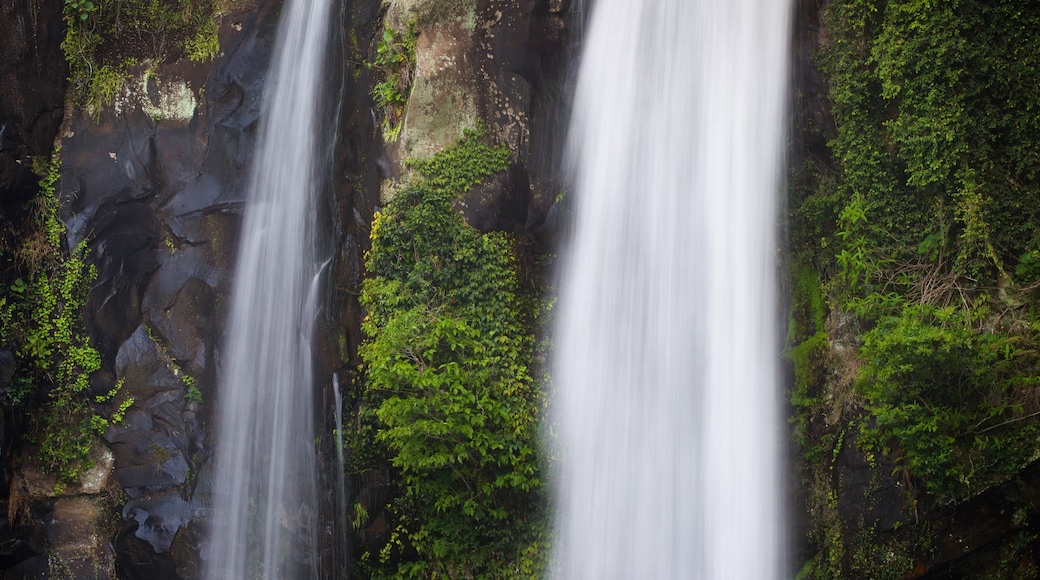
[406,127,513,194]
[793,0,1040,570]
[184,374,203,403]
[369,23,418,142]
[65,0,97,21]
[61,0,228,116]
[0,151,114,482]
[821,0,1040,300]
[85,64,126,118]
[786,265,830,446]
[355,128,546,576]
[857,304,1040,502]
[185,16,221,63]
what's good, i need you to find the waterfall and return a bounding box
[204,0,334,577]
[552,1,791,578]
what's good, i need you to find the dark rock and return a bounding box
[0,515,43,574]
[455,162,530,232]
[107,325,192,493]
[115,526,182,580]
[0,350,16,388]
[0,0,67,212]
[52,7,284,575]
[45,497,114,578]
[907,460,1040,578]
[121,492,194,553]
[84,200,162,356]
[47,0,301,574]
[791,0,835,162]
[2,555,49,580]
[834,431,907,533]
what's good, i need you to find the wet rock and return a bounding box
[834,430,906,533]
[379,0,575,236]
[12,445,115,499]
[53,2,287,574]
[108,325,193,493]
[114,531,182,580]
[121,492,193,553]
[0,0,66,211]
[0,350,16,389]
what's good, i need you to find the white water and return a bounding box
[553,1,790,578]
[204,0,333,577]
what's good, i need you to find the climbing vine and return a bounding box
[0,152,130,482]
[789,0,1040,575]
[352,127,548,577]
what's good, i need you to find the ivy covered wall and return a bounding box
[789,0,1040,577]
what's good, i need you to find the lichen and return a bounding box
[137,73,198,124]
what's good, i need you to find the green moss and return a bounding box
[802,0,1040,500]
[786,264,831,449]
[184,374,203,404]
[793,1,1040,573]
[61,0,228,116]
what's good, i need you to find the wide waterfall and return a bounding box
[552,1,791,578]
[204,0,334,577]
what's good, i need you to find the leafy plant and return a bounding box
[791,0,1040,571]
[355,128,547,576]
[368,23,418,142]
[61,0,229,117]
[184,374,203,404]
[64,0,97,21]
[0,151,114,482]
[185,17,220,63]
[856,304,1040,502]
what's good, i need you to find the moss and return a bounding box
[0,151,111,482]
[61,0,228,116]
[400,72,479,161]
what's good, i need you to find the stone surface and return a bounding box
[12,445,115,499]
[121,492,194,553]
[45,496,114,579]
[382,0,576,236]
[0,0,67,212]
[47,1,288,575]
[454,162,529,232]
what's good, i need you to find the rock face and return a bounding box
[0,0,67,212]
[2,0,564,576]
[41,0,391,575]
[45,2,286,575]
[380,0,575,235]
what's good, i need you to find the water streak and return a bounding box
[553,1,791,577]
[204,0,334,577]
[332,372,348,558]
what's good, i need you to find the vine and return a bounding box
[0,151,129,483]
[353,127,548,577]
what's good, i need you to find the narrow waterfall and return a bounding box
[553,1,790,578]
[204,0,334,577]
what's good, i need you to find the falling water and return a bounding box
[332,373,348,553]
[553,1,790,578]
[204,0,334,577]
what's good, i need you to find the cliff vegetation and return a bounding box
[790,0,1040,576]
